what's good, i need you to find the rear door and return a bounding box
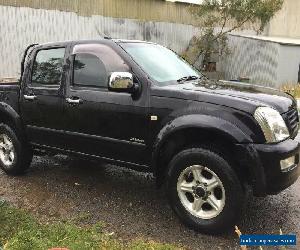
[63,43,150,165]
[20,45,68,148]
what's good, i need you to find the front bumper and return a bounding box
[236,133,300,196]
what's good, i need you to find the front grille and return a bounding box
[283,108,299,138]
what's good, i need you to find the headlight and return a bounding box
[254,107,290,143]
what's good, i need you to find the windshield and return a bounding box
[120,43,200,85]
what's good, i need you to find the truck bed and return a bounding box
[0,77,19,84]
[0,81,21,114]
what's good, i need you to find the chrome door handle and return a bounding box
[66,98,82,105]
[24,94,37,101]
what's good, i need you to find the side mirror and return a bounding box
[108,72,136,93]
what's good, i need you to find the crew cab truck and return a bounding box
[0,38,299,234]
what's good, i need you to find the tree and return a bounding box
[184,0,283,70]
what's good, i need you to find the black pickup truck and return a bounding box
[0,38,299,234]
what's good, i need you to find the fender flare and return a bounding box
[152,114,252,175]
[0,102,24,136]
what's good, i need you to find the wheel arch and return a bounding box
[152,114,253,187]
[0,102,25,138]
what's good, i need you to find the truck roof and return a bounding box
[34,38,155,48]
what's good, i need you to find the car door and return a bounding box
[20,45,68,148]
[63,43,150,166]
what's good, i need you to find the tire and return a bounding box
[0,124,32,175]
[166,147,244,234]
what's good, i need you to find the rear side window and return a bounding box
[73,53,107,87]
[31,48,65,86]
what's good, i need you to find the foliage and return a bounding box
[280,83,300,98]
[0,202,182,250]
[32,58,63,85]
[186,0,283,68]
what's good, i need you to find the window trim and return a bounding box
[29,47,66,88]
[71,52,109,89]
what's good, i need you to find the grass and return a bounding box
[0,201,182,250]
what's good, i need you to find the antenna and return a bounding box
[94,23,111,39]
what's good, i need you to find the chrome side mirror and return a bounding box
[108,72,135,93]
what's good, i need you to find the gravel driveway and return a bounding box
[0,155,299,250]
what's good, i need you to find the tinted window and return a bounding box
[73,53,107,87]
[72,44,130,74]
[31,48,65,85]
[121,43,200,84]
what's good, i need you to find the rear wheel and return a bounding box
[0,124,32,175]
[166,147,244,234]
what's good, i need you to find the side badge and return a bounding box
[130,138,145,143]
[151,115,158,121]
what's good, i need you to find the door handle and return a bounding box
[66,97,83,105]
[24,94,37,101]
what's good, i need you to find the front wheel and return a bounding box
[166,147,244,234]
[0,124,32,175]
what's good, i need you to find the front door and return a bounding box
[20,46,68,148]
[63,43,150,166]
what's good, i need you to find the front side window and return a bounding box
[72,44,130,88]
[73,53,107,87]
[31,48,65,85]
[120,43,200,85]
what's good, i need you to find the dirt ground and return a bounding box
[0,155,299,250]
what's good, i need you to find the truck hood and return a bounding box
[151,80,296,114]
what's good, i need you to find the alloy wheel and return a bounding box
[0,134,15,167]
[177,165,226,219]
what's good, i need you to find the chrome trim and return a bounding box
[66,98,82,104]
[109,72,134,91]
[24,94,37,100]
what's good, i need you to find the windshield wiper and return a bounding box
[177,75,199,83]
